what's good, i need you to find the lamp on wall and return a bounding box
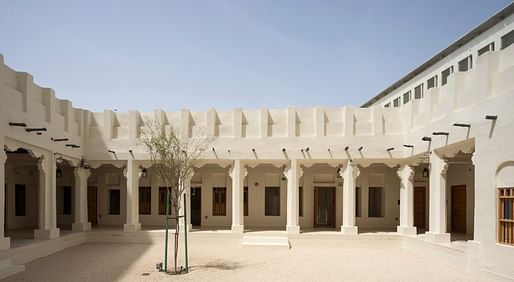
[56,168,63,178]
[141,168,148,178]
[422,168,429,178]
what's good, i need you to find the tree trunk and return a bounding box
[174,205,180,273]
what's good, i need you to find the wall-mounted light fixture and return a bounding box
[422,167,429,178]
[485,115,497,120]
[8,122,27,127]
[421,136,432,142]
[403,144,414,148]
[453,123,471,128]
[56,168,63,178]
[432,132,449,136]
[141,168,148,178]
[79,158,90,169]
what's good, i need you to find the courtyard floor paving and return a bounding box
[4,234,492,281]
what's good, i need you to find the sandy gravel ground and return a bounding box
[4,235,492,282]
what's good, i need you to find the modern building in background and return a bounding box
[0,3,513,280]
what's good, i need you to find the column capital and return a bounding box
[74,167,91,180]
[229,159,246,178]
[341,163,360,179]
[396,164,415,183]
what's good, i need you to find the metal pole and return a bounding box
[164,189,170,272]
[184,195,189,272]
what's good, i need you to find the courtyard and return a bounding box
[4,233,489,282]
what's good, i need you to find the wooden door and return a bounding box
[87,186,97,226]
[451,185,467,233]
[314,187,335,227]
[190,187,201,226]
[414,186,426,229]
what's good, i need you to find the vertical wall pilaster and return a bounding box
[397,165,417,235]
[286,159,301,234]
[34,153,60,239]
[427,153,451,243]
[341,163,359,235]
[179,169,194,232]
[229,160,245,233]
[72,167,91,232]
[123,160,142,232]
[0,145,10,249]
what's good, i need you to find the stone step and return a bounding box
[0,259,25,280]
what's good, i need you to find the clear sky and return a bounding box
[0,0,511,112]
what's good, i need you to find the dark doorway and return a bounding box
[88,186,97,226]
[191,187,201,227]
[451,185,467,233]
[414,186,426,229]
[314,187,335,227]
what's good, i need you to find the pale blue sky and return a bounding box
[0,1,511,112]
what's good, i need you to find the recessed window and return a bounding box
[393,97,401,108]
[109,189,121,215]
[478,42,495,56]
[299,186,304,217]
[212,187,226,216]
[384,103,391,108]
[15,184,26,216]
[403,91,411,104]
[441,66,454,86]
[427,75,438,89]
[244,186,249,217]
[414,84,423,99]
[368,187,384,217]
[458,55,473,72]
[139,186,151,215]
[356,187,361,217]
[498,187,514,246]
[265,187,280,216]
[501,30,514,50]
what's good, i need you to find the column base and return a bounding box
[340,226,358,235]
[123,223,141,232]
[397,226,417,236]
[231,224,244,233]
[424,232,451,243]
[0,237,10,251]
[72,222,92,232]
[286,225,300,234]
[34,228,60,240]
[179,224,193,232]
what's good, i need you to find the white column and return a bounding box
[0,148,10,249]
[179,171,193,232]
[123,160,142,232]
[426,153,450,243]
[286,159,301,234]
[34,153,60,239]
[72,167,91,232]
[397,165,417,235]
[341,163,359,235]
[229,160,245,233]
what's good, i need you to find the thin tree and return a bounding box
[140,119,211,273]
